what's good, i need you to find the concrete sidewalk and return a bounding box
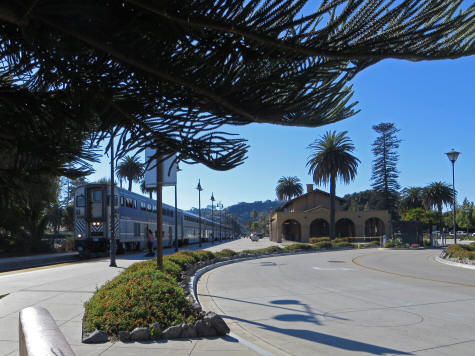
[0,252,79,272]
[0,238,279,356]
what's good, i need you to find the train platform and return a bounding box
[0,238,281,356]
[0,252,79,273]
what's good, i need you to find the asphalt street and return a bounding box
[198,248,475,356]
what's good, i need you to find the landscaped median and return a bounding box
[440,243,475,265]
[82,239,377,343]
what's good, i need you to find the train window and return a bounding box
[120,196,124,206]
[133,200,137,209]
[140,202,146,211]
[76,195,85,207]
[147,204,152,212]
[152,205,157,212]
[93,191,102,201]
[114,195,119,206]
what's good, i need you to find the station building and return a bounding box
[270,184,391,243]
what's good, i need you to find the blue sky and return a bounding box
[89,56,474,211]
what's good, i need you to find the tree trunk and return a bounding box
[329,174,336,239]
[128,179,132,191]
[438,205,443,232]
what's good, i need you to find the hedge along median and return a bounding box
[83,241,375,342]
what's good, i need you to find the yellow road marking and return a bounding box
[352,253,475,288]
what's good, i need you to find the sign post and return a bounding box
[144,148,177,271]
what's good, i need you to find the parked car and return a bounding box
[250,233,259,242]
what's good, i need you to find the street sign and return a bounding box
[144,148,177,187]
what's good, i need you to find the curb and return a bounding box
[434,256,475,270]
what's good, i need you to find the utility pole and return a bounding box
[109,132,117,267]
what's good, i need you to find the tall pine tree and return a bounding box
[371,123,401,217]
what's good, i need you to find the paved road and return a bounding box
[198,248,475,356]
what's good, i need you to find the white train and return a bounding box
[74,183,231,256]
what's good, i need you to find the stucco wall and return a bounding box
[270,209,391,243]
[284,191,343,212]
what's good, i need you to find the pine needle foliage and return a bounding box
[0,0,473,186]
[371,122,401,215]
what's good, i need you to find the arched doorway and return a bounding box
[282,220,301,241]
[335,218,355,237]
[310,219,329,237]
[365,218,385,236]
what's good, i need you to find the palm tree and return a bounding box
[400,187,424,212]
[140,180,155,199]
[116,156,144,191]
[307,131,360,239]
[422,181,455,232]
[275,176,303,201]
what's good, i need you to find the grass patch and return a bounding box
[0,293,8,300]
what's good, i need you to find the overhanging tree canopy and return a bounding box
[1,0,473,177]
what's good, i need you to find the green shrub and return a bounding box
[365,240,380,247]
[312,241,333,249]
[309,237,330,244]
[257,246,283,254]
[445,244,475,260]
[333,237,350,243]
[283,243,313,251]
[384,241,395,248]
[214,249,237,258]
[332,241,354,248]
[166,253,197,268]
[423,239,431,246]
[191,250,215,261]
[84,269,196,335]
[241,249,260,255]
[163,259,182,280]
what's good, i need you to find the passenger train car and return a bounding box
[74,183,231,256]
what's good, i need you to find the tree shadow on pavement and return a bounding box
[225,314,411,355]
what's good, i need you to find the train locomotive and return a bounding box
[74,183,230,256]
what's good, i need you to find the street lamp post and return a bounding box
[446,149,460,244]
[211,193,215,243]
[196,180,203,247]
[218,202,223,241]
[174,163,181,252]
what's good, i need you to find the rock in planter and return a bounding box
[83,329,108,344]
[192,302,202,313]
[204,312,230,336]
[181,323,198,338]
[130,327,150,341]
[162,324,183,339]
[149,323,162,339]
[194,319,217,337]
[118,330,130,342]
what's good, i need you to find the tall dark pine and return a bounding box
[371,123,401,216]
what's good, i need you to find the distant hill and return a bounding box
[188,199,283,227]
